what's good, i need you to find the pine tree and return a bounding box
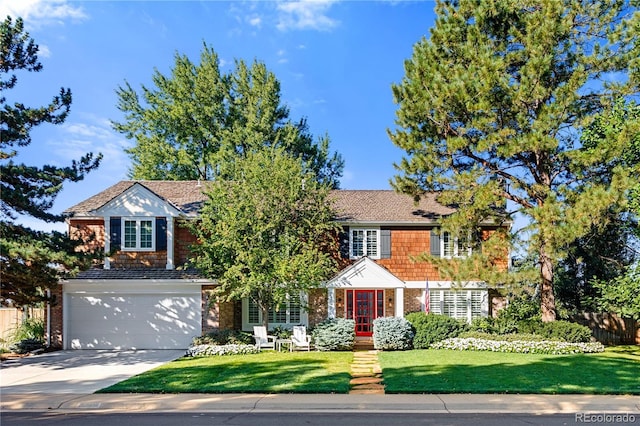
[389,1,640,321]
[0,16,102,307]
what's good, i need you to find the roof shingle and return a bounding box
[65,180,454,223]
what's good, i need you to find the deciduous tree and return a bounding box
[389,0,640,321]
[189,148,339,330]
[113,43,343,188]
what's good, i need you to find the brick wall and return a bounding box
[47,284,63,349]
[201,286,239,335]
[404,288,423,314]
[308,288,327,326]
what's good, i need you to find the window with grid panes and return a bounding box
[248,295,302,325]
[123,218,154,250]
[441,232,471,258]
[350,228,379,258]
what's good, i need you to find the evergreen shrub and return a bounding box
[405,312,467,349]
[372,316,414,350]
[312,318,355,351]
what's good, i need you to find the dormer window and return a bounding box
[123,218,155,251]
[350,228,379,259]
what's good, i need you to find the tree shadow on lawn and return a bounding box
[97,353,352,394]
[381,350,640,394]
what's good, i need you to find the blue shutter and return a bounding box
[156,217,167,251]
[339,226,350,259]
[380,229,391,259]
[430,229,440,257]
[110,217,121,251]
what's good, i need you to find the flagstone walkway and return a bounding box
[349,350,385,394]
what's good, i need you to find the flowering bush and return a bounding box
[431,337,605,355]
[186,344,260,357]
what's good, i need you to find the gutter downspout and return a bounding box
[46,288,51,348]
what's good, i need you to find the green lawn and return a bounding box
[378,346,640,394]
[98,351,353,394]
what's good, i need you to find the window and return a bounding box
[350,228,379,258]
[428,289,486,322]
[247,294,303,325]
[441,232,471,258]
[122,218,154,250]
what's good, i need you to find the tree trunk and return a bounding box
[540,250,556,322]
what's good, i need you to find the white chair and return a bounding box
[291,325,312,351]
[253,326,276,350]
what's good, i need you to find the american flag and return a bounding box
[424,278,430,313]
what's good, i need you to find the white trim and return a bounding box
[327,287,336,319]
[327,257,405,289]
[349,227,381,259]
[404,280,487,289]
[94,183,182,217]
[122,217,155,251]
[166,217,174,269]
[103,217,111,269]
[394,287,404,317]
[241,293,309,331]
[441,231,472,258]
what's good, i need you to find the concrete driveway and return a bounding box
[0,350,184,394]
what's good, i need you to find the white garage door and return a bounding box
[65,283,201,350]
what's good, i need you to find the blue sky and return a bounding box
[3,0,438,232]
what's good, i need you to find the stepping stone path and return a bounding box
[349,350,384,394]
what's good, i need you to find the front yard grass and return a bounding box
[379,345,640,394]
[98,351,353,394]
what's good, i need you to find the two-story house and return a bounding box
[47,181,508,350]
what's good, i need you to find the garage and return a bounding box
[63,280,202,350]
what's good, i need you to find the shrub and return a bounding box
[192,329,253,346]
[9,338,45,354]
[540,320,593,343]
[405,312,467,349]
[514,319,592,343]
[372,317,414,350]
[431,337,605,354]
[312,318,355,351]
[10,317,45,342]
[186,344,259,357]
[469,317,497,334]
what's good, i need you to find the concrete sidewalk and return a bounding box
[2,393,639,414]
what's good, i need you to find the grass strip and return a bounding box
[379,346,640,394]
[98,351,353,394]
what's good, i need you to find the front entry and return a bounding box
[346,289,384,336]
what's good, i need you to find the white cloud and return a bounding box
[37,44,51,58]
[276,0,339,32]
[248,16,262,27]
[50,119,131,177]
[0,0,87,28]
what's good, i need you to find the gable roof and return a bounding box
[65,180,456,223]
[64,180,208,216]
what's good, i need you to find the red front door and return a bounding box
[346,290,384,336]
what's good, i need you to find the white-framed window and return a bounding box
[122,218,155,251]
[246,294,303,326]
[441,232,471,258]
[428,289,486,322]
[350,228,379,259]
